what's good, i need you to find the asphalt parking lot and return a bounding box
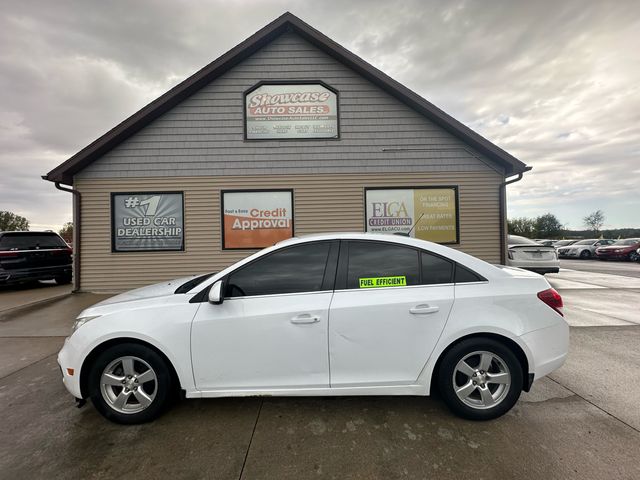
[1,261,639,479]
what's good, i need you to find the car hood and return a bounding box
[95,275,201,306]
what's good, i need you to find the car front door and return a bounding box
[329,240,455,387]
[191,241,338,391]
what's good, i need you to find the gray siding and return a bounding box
[77,32,503,179]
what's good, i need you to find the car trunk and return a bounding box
[508,245,557,262]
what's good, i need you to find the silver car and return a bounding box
[557,239,614,259]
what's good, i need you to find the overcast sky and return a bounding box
[1,0,638,231]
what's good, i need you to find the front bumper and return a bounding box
[57,336,83,399]
[596,251,628,260]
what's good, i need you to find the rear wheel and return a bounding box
[88,343,173,424]
[437,338,523,420]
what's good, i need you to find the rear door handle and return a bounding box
[409,304,440,315]
[290,314,321,324]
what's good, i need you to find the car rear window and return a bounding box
[0,233,68,250]
[508,236,539,245]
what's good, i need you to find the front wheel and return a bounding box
[629,251,640,262]
[88,343,174,424]
[437,338,523,420]
[580,250,591,259]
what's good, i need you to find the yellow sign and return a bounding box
[359,276,407,288]
[413,189,457,243]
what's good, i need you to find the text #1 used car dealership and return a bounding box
[44,13,530,293]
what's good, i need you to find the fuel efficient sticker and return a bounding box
[359,276,407,288]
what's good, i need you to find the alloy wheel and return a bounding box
[99,356,157,414]
[452,351,511,410]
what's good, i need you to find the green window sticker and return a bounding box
[358,276,407,288]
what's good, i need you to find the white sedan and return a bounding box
[58,233,569,424]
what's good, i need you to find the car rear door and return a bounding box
[191,241,338,391]
[328,240,454,387]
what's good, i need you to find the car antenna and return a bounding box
[393,213,424,237]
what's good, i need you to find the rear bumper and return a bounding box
[520,320,569,380]
[0,265,71,284]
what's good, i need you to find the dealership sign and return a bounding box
[111,192,184,252]
[245,83,338,139]
[365,187,459,244]
[222,190,293,249]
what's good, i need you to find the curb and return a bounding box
[0,292,73,317]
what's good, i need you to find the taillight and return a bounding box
[52,248,73,255]
[537,288,563,316]
[0,251,18,258]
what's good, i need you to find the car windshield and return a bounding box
[508,236,540,245]
[174,273,215,294]
[574,240,597,245]
[0,232,68,250]
[612,239,640,246]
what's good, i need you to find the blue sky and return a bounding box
[1,0,638,231]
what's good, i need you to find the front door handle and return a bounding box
[291,314,321,324]
[409,304,440,315]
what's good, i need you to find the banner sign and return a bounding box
[245,83,338,139]
[222,190,293,249]
[365,187,459,244]
[111,192,184,252]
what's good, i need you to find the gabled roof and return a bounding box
[44,12,530,185]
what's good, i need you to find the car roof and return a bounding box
[273,232,502,278]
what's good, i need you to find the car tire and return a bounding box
[629,251,639,262]
[55,274,72,285]
[437,338,523,421]
[88,343,174,424]
[579,250,591,259]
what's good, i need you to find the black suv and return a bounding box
[0,231,72,285]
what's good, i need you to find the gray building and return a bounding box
[45,13,529,293]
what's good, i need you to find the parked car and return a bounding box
[552,240,577,248]
[506,235,559,274]
[0,231,72,285]
[58,233,568,424]
[557,239,614,259]
[595,238,640,261]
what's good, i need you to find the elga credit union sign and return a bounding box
[111,192,184,252]
[245,83,338,139]
[222,190,293,249]
[365,187,459,244]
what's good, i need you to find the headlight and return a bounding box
[71,315,101,333]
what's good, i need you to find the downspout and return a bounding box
[499,171,528,264]
[54,182,81,292]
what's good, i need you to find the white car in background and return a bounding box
[506,235,559,274]
[58,233,568,424]
[557,239,614,259]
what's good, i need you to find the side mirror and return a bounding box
[208,280,225,305]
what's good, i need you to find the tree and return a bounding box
[508,217,536,237]
[0,211,29,231]
[583,210,605,235]
[58,222,73,243]
[534,213,563,238]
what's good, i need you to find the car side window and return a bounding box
[226,242,331,298]
[420,251,453,284]
[346,241,419,289]
[454,265,485,283]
